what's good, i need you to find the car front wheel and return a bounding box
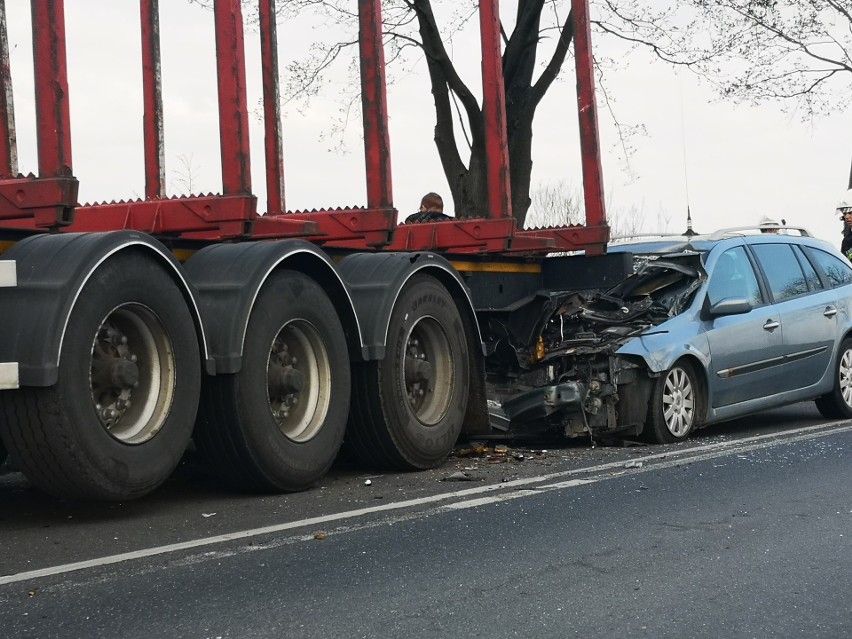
[645,360,701,444]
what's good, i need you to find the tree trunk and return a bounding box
[448,139,488,218]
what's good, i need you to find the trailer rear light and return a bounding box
[0,261,18,389]
[0,362,18,390]
[0,260,15,287]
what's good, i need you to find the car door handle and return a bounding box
[824,307,838,318]
[763,320,780,330]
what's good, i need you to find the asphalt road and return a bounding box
[1,402,851,638]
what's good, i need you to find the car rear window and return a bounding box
[805,246,852,288]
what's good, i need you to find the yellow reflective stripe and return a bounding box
[449,261,541,274]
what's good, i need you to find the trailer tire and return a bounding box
[0,252,200,500]
[194,271,349,492]
[348,274,469,470]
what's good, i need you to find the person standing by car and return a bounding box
[837,189,852,259]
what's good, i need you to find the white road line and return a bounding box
[444,496,505,510]
[2,420,850,586]
[538,478,599,490]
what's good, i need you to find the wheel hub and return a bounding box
[405,338,432,412]
[266,321,330,442]
[91,320,139,430]
[88,305,174,445]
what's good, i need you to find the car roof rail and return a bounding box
[609,232,697,242]
[708,225,812,240]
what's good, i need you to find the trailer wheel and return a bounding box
[348,274,469,469]
[644,360,701,444]
[0,252,200,500]
[815,338,852,419]
[194,271,349,492]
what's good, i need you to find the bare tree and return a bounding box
[528,178,673,235]
[187,0,672,227]
[527,179,582,228]
[197,2,852,217]
[598,1,852,184]
[171,153,201,195]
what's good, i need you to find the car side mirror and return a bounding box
[706,297,753,318]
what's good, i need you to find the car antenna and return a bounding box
[679,72,697,237]
[684,205,696,236]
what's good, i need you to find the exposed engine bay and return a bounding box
[482,254,705,440]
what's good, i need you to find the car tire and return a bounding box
[645,360,701,444]
[815,337,852,420]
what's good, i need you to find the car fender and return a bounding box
[616,329,711,375]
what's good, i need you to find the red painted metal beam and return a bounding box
[514,224,609,252]
[140,0,165,199]
[0,1,17,178]
[359,0,393,210]
[214,0,252,195]
[572,0,607,251]
[65,195,257,237]
[479,0,511,220]
[283,207,396,248]
[259,0,286,215]
[32,0,72,178]
[387,218,516,253]
[0,175,77,227]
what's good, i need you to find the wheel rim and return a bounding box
[266,320,331,443]
[662,366,695,438]
[89,304,176,445]
[403,316,454,425]
[839,348,852,408]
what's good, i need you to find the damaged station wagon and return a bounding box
[484,227,852,444]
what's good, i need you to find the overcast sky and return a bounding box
[5,2,850,248]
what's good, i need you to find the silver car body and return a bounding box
[485,228,852,439]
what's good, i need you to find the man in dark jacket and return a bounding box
[838,190,852,258]
[405,192,452,223]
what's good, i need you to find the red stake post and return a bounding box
[214,0,252,195]
[140,0,165,199]
[359,0,393,210]
[479,0,512,220]
[572,0,606,230]
[259,0,286,215]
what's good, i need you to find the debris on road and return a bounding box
[444,472,477,482]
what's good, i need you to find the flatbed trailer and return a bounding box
[0,0,630,501]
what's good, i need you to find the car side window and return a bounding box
[805,247,852,288]
[751,243,808,301]
[707,246,763,307]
